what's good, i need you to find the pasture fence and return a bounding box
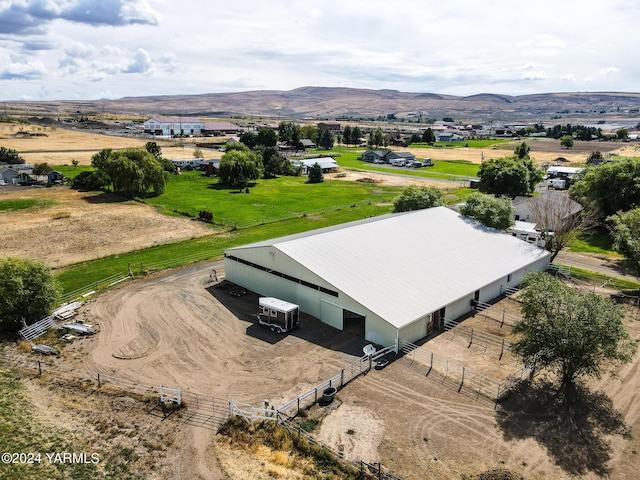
[438,324,519,366]
[278,413,404,480]
[397,339,532,402]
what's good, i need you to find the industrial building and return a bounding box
[224,207,550,347]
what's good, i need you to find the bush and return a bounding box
[71,170,111,191]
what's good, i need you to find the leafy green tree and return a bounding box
[586,151,603,165]
[368,128,385,148]
[92,148,167,197]
[512,272,636,391]
[91,148,113,171]
[342,125,352,145]
[459,192,514,230]
[318,128,334,150]
[0,257,60,333]
[352,126,362,145]
[239,132,258,149]
[300,125,319,144]
[0,146,24,164]
[422,128,436,143]
[219,147,262,188]
[307,162,324,184]
[616,128,629,140]
[393,185,444,212]
[278,121,301,144]
[33,162,53,175]
[71,170,111,191]
[560,135,574,149]
[478,156,541,198]
[569,158,640,218]
[514,142,531,159]
[608,208,640,278]
[71,159,79,170]
[145,141,163,160]
[256,128,278,147]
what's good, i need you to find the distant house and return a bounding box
[361,149,416,164]
[387,151,416,164]
[300,139,317,150]
[143,117,205,136]
[361,149,390,163]
[318,121,341,132]
[293,157,338,174]
[0,166,20,184]
[390,133,405,146]
[437,133,466,142]
[202,122,243,135]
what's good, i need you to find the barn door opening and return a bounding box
[343,309,365,337]
[432,307,446,330]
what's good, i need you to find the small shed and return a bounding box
[257,297,300,333]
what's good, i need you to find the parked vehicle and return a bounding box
[256,297,300,334]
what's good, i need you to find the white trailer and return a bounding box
[257,297,300,334]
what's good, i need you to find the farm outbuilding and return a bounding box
[224,207,550,347]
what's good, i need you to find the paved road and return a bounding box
[554,250,638,284]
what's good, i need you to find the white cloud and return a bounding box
[521,71,547,81]
[0,1,639,99]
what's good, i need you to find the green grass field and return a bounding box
[145,171,403,225]
[407,139,512,149]
[569,229,620,256]
[0,198,58,211]
[319,147,480,180]
[55,202,396,293]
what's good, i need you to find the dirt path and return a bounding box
[555,250,638,284]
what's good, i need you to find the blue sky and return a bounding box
[1,0,638,101]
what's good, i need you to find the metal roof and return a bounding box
[227,207,549,329]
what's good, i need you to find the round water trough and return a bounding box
[322,386,337,404]
[375,358,389,370]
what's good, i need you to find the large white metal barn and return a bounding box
[224,206,550,347]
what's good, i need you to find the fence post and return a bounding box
[97,373,101,388]
[499,338,505,360]
[459,366,465,392]
[501,309,505,328]
[38,361,42,376]
[340,369,344,387]
[468,328,474,348]
[297,397,300,415]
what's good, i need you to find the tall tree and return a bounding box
[0,257,60,333]
[278,121,301,144]
[616,128,629,140]
[93,148,167,197]
[0,146,24,164]
[318,128,334,150]
[422,128,436,143]
[342,125,353,145]
[145,141,163,160]
[368,128,385,148]
[300,124,319,144]
[393,185,444,212]
[218,147,262,188]
[528,192,583,262]
[352,126,362,145]
[560,135,574,149]
[459,192,514,230]
[478,156,540,198]
[307,162,324,184]
[239,132,258,149]
[514,142,531,159]
[608,208,640,278]
[569,158,640,218]
[512,272,636,391]
[256,128,278,147]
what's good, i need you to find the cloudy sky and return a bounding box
[1,0,638,101]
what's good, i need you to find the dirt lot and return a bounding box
[12,263,635,480]
[0,186,211,267]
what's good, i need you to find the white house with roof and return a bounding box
[293,157,338,174]
[224,207,550,347]
[144,117,205,136]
